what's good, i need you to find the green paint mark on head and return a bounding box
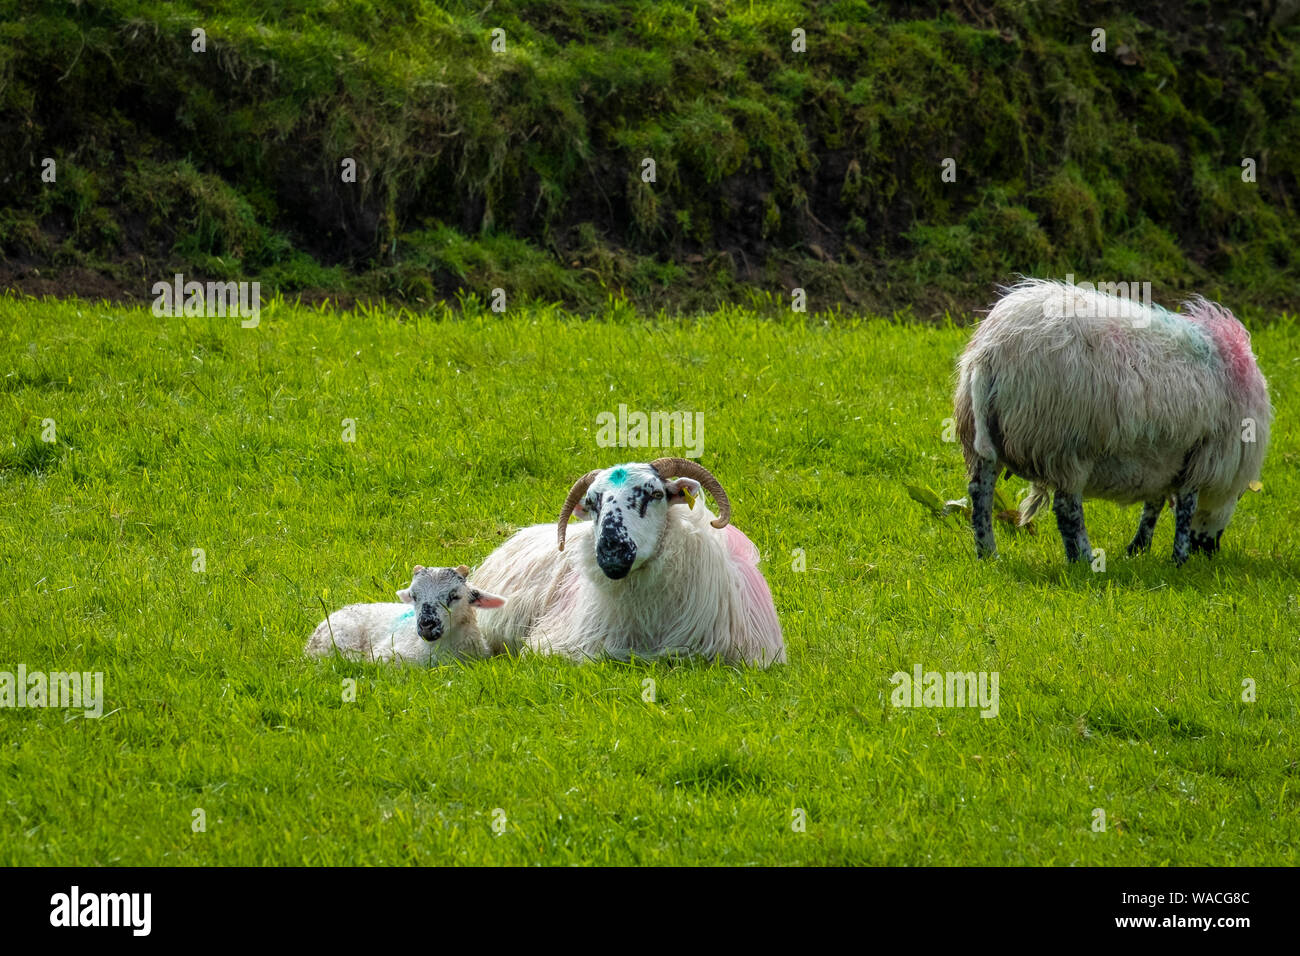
[608,467,628,486]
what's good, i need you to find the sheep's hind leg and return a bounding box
[969,458,998,559]
[1053,491,1092,564]
[1172,490,1198,566]
[1126,499,1164,556]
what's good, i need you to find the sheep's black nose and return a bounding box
[417,611,443,642]
[595,513,636,579]
[596,539,635,579]
[597,559,631,579]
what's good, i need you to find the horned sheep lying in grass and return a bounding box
[955,279,1271,565]
[472,458,785,666]
[305,565,505,665]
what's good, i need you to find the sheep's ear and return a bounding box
[455,565,470,579]
[396,588,414,604]
[469,589,506,609]
[665,477,702,505]
[412,564,425,574]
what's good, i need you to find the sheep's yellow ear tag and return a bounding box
[1248,480,1263,492]
[683,488,696,508]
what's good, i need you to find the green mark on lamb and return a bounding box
[608,467,628,486]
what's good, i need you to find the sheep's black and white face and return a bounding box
[1190,500,1237,556]
[397,565,505,641]
[572,463,702,579]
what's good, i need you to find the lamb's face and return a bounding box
[572,463,702,579]
[397,565,505,641]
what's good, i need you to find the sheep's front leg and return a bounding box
[1053,491,1091,564]
[1172,490,1198,566]
[969,458,998,559]
[1126,499,1164,556]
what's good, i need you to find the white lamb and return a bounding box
[472,458,785,666]
[304,565,505,665]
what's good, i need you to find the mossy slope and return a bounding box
[1,1,1297,315]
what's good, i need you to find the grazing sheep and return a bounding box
[955,279,1271,565]
[472,458,785,666]
[305,565,505,664]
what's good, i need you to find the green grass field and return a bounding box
[2,295,1298,865]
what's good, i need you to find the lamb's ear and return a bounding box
[397,588,414,604]
[455,565,470,579]
[469,588,506,609]
[665,477,703,505]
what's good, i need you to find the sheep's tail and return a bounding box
[1018,483,1050,526]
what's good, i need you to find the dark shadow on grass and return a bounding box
[0,435,72,474]
[602,653,748,673]
[1083,704,1214,741]
[666,751,768,794]
[989,550,1300,592]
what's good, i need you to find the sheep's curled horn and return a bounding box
[556,469,599,551]
[556,459,731,551]
[650,458,732,530]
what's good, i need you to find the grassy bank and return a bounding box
[2,1,1298,315]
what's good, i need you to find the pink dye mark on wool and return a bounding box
[724,524,783,652]
[724,523,761,565]
[552,565,582,615]
[1102,323,1139,360]
[1184,297,1266,401]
